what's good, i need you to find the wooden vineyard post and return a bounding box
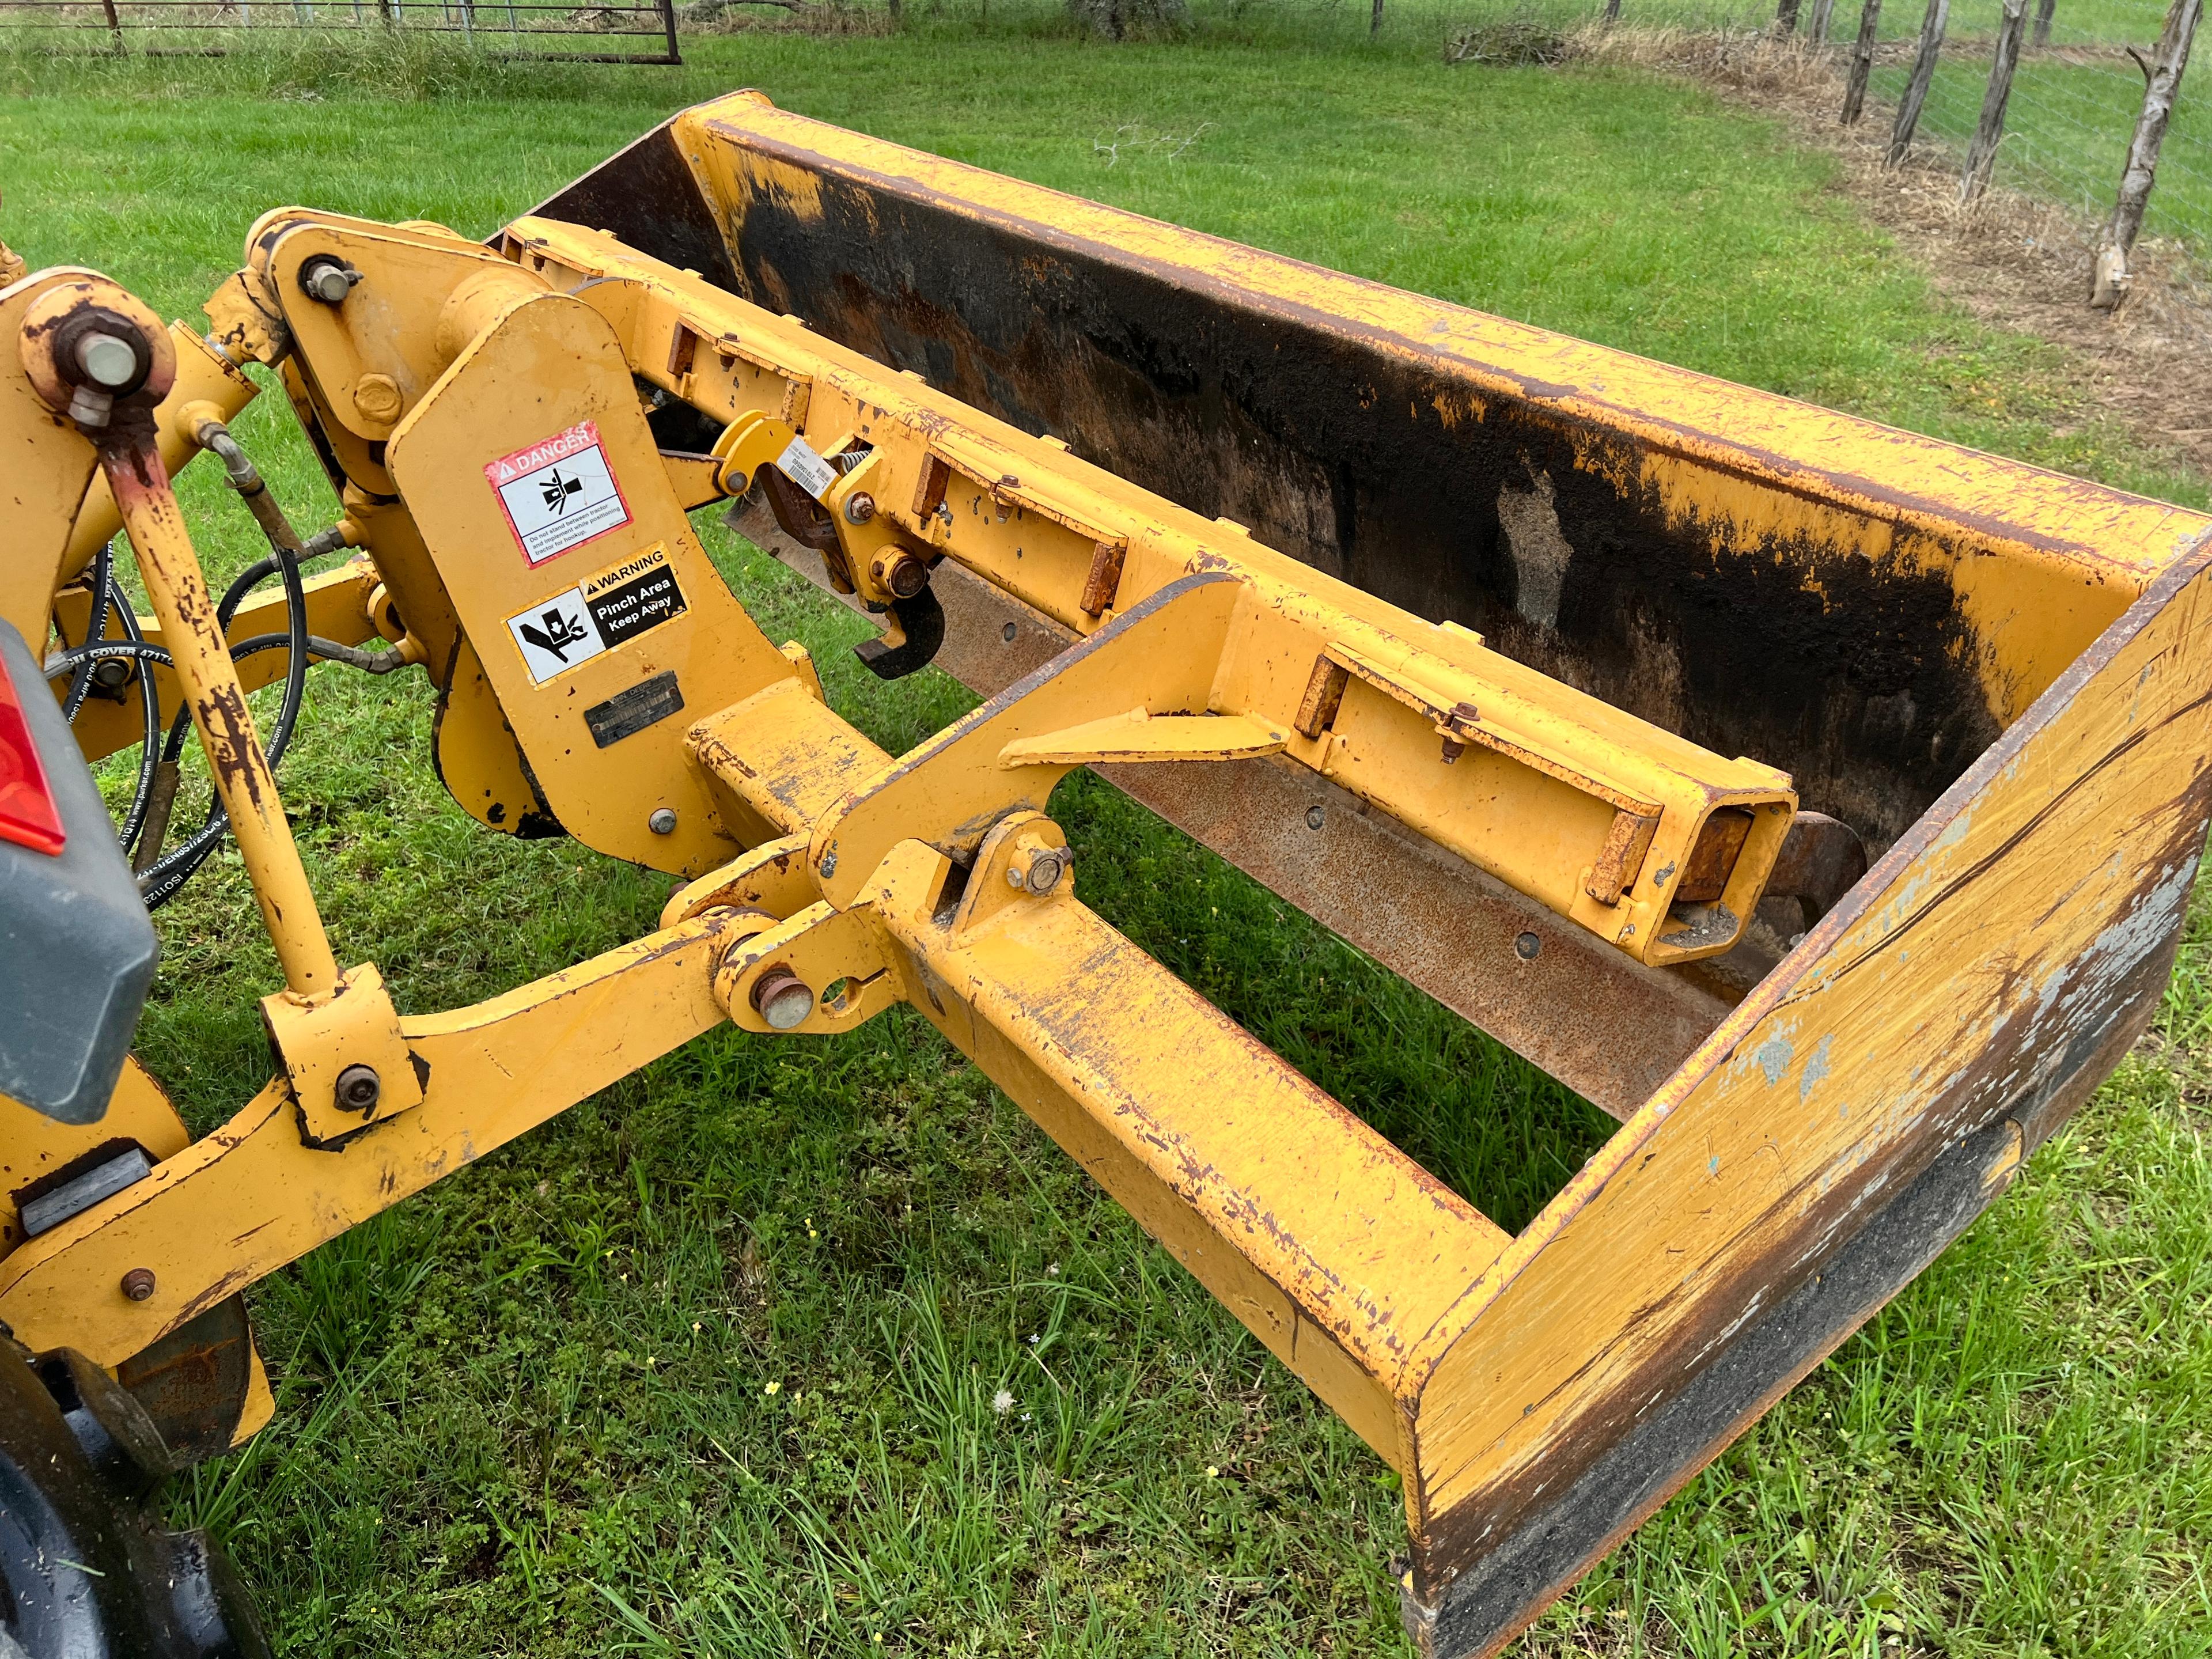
[1605,0,1622,23]
[1811,0,1838,44]
[1887,0,1950,165]
[1842,0,1884,121]
[1961,0,2028,202]
[2092,0,2203,305]
[2033,0,2055,43]
[1777,0,1802,34]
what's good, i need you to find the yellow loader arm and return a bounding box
[5,93,2209,1658]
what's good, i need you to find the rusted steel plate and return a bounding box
[112,1294,252,1465]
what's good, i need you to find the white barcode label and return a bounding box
[776,435,839,501]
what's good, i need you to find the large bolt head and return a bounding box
[74,331,141,388]
[300,257,359,305]
[1024,849,1070,896]
[751,967,816,1032]
[647,807,678,836]
[120,1268,157,1302]
[353,372,403,424]
[842,491,876,525]
[335,1063,382,1112]
[876,551,929,600]
[20,281,173,419]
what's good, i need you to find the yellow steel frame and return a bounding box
[7,102,2209,1656]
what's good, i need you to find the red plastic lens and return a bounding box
[0,646,66,857]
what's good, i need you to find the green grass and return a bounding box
[3,28,2210,1657]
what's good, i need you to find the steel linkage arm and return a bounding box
[499,219,1797,969]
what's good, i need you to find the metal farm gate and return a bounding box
[0,0,680,63]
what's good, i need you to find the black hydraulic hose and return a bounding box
[42,627,164,855]
[58,538,114,723]
[44,640,174,673]
[51,419,357,906]
[108,584,158,855]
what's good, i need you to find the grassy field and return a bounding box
[4,26,2211,1658]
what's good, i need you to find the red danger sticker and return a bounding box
[486,421,632,566]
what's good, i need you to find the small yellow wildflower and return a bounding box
[764,1380,779,1395]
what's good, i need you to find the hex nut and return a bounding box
[842,491,876,525]
[751,967,815,1032]
[353,373,404,424]
[647,808,678,836]
[1024,849,1070,897]
[120,1268,157,1302]
[335,1063,382,1112]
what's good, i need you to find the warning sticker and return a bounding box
[505,544,688,685]
[776,435,839,501]
[486,421,632,566]
[506,589,607,684]
[581,545,688,648]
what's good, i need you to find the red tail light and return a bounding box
[0,645,66,857]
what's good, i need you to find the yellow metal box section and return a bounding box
[501,218,1797,965]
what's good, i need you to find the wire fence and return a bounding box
[1818,0,2202,251]
[0,0,2195,262]
[1403,0,2208,270]
[0,0,681,58]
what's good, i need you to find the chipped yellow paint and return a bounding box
[672,94,2211,734]
[0,911,741,1366]
[1396,533,2212,1629]
[503,219,1797,967]
[0,1059,188,1252]
[10,129,2212,1656]
[0,270,104,647]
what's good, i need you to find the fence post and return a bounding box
[1960,0,2028,200]
[1885,0,1950,165]
[1604,0,1622,22]
[1810,0,1838,43]
[99,0,124,49]
[1841,0,1883,121]
[1370,0,1382,36]
[2032,0,2054,43]
[1777,0,1802,33]
[2092,0,2203,304]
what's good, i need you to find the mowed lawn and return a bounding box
[2,26,2209,1658]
